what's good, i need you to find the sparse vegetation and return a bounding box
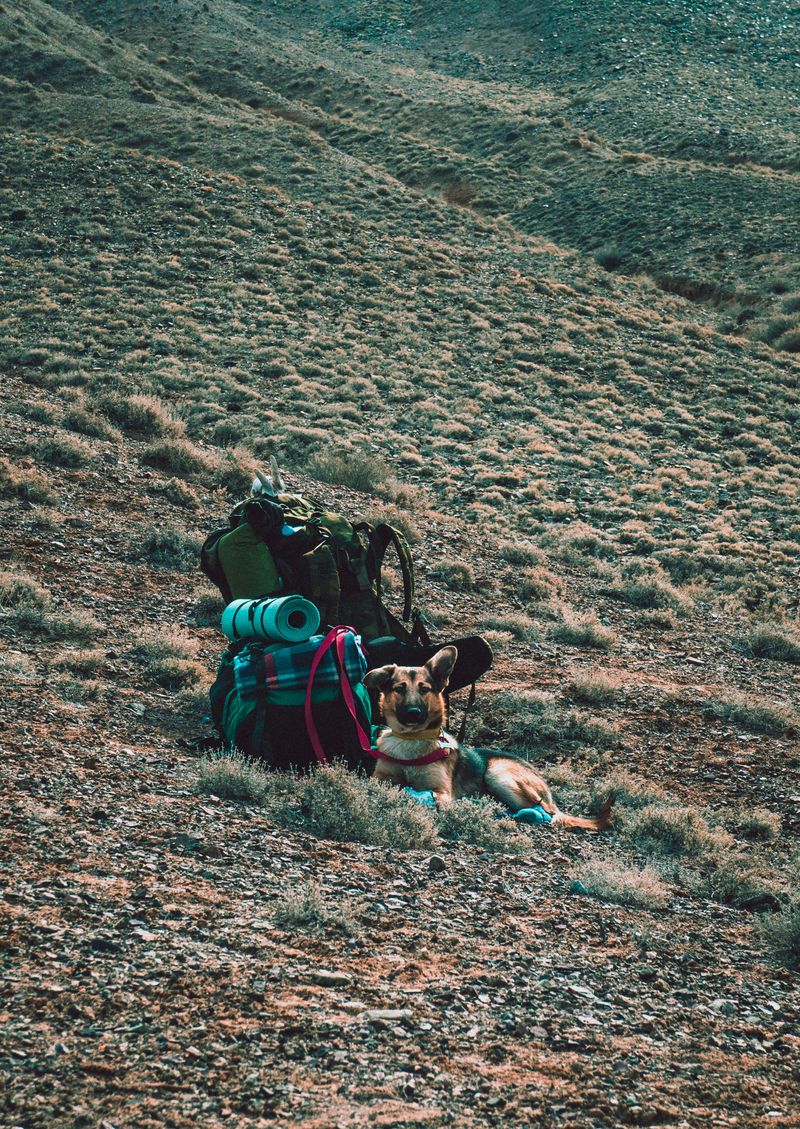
[2,2,800,1121]
[707,694,798,737]
[550,612,617,651]
[574,859,669,910]
[741,622,800,664]
[135,524,202,570]
[438,797,530,855]
[129,630,206,689]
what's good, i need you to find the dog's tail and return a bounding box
[553,791,615,832]
[484,757,614,833]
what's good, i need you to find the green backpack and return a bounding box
[200,492,427,644]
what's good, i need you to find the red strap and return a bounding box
[304,627,373,766]
[335,629,374,755]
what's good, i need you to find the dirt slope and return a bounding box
[1,2,799,1126]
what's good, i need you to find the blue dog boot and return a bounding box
[512,805,554,826]
[403,787,436,808]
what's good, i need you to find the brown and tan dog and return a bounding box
[364,646,613,830]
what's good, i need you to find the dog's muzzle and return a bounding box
[396,705,427,726]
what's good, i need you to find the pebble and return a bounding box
[310,970,353,987]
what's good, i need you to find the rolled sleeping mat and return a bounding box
[221,594,321,643]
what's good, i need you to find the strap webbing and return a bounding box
[303,627,373,766]
[456,681,477,745]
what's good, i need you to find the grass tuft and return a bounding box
[742,622,800,664]
[438,797,530,854]
[550,611,617,651]
[574,859,669,909]
[298,764,438,850]
[707,693,798,737]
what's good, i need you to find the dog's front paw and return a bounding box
[403,786,436,808]
[512,805,553,826]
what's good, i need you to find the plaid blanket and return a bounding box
[233,632,367,699]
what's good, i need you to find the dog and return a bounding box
[364,646,613,830]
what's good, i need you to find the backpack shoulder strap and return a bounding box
[363,523,415,623]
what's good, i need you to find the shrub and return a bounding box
[498,541,545,567]
[62,407,121,441]
[487,691,620,750]
[194,593,225,627]
[135,524,202,570]
[150,477,200,510]
[430,559,475,592]
[298,764,438,850]
[697,858,777,908]
[0,457,54,504]
[364,503,421,546]
[760,901,800,968]
[623,804,732,859]
[98,393,183,438]
[212,448,255,495]
[197,751,272,804]
[740,810,783,847]
[129,630,205,690]
[742,622,800,664]
[438,797,530,855]
[51,648,105,676]
[32,432,93,468]
[567,669,621,706]
[0,570,49,610]
[478,612,538,642]
[272,881,357,934]
[518,565,562,602]
[574,859,669,909]
[306,448,393,495]
[549,612,617,650]
[7,606,101,643]
[608,562,690,611]
[141,439,211,476]
[707,694,797,737]
[590,770,671,812]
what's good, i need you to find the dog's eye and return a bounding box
[417,684,431,695]
[391,683,407,695]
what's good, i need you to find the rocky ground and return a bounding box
[2,1,799,1125]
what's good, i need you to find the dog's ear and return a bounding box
[424,646,458,690]
[364,664,397,692]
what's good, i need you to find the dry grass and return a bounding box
[549,612,617,651]
[741,622,800,664]
[438,797,530,855]
[297,765,438,850]
[707,694,798,737]
[573,859,670,910]
[129,629,206,690]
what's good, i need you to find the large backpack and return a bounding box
[210,627,375,771]
[201,492,425,644]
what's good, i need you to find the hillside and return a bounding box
[1,1,799,1126]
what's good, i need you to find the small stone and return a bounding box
[310,970,352,987]
[363,1008,413,1023]
[426,855,447,873]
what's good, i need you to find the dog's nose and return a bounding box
[398,705,426,723]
